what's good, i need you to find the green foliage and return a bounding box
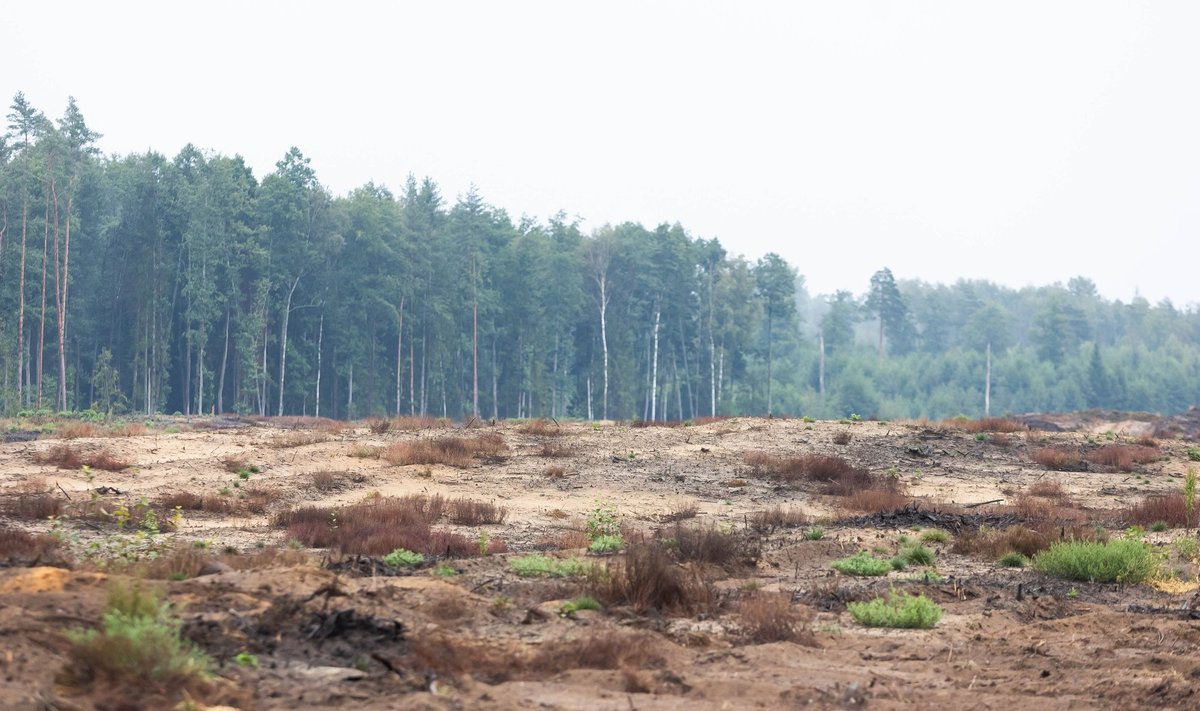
[848,591,942,629]
[832,552,893,576]
[559,596,602,616]
[1033,539,1157,583]
[67,581,212,683]
[1150,521,1169,533]
[920,529,950,544]
[1186,448,1200,462]
[235,652,259,668]
[586,500,620,542]
[382,548,424,567]
[1186,467,1197,528]
[588,534,624,553]
[431,563,458,577]
[900,544,936,566]
[803,526,826,541]
[998,552,1029,568]
[508,555,589,578]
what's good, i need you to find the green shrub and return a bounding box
[900,544,936,566]
[67,582,211,685]
[382,548,424,567]
[588,534,624,554]
[509,554,589,577]
[559,596,602,616]
[921,530,950,544]
[889,555,907,571]
[848,591,942,629]
[998,552,1029,568]
[803,526,826,541]
[1033,539,1157,583]
[1150,521,1169,533]
[1186,447,1200,462]
[831,552,892,576]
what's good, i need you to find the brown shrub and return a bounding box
[660,502,699,523]
[952,523,1106,559]
[519,418,564,436]
[990,432,1013,448]
[107,422,150,437]
[589,543,710,614]
[831,431,852,445]
[35,444,130,471]
[744,452,873,495]
[532,630,665,673]
[544,466,566,479]
[57,422,101,439]
[692,416,729,426]
[366,418,392,435]
[0,525,61,561]
[86,449,132,471]
[747,506,808,533]
[1032,447,1083,471]
[310,470,346,492]
[840,488,911,513]
[538,442,574,458]
[258,415,347,432]
[348,444,381,459]
[2,479,64,519]
[1084,445,1160,472]
[954,417,1027,433]
[1024,480,1071,501]
[391,415,448,431]
[269,431,333,449]
[221,456,248,473]
[737,592,814,644]
[383,434,508,468]
[1125,492,1189,527]
[666,523,752,570]
[447,498,508,525]
[1135,435,1159,448]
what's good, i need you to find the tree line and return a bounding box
[1,94,1197,421]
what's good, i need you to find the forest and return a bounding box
[1,93,1198,422]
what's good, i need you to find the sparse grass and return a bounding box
[900,544,936,566]
[35,444,131,471]
[391,415,450,430]
[588,543,711,614]
[953,523,1106,560]
[382,433,508,468]
[841,488,912,513]
[538,442,574,458]
[382,548,424,567]
[737,591,814,644]
[998,552,1029,568]
[447,498,508,525]
[831,551,893,576]
[665,523,750,569]
[1,479,64,519]
[366,418,392,435]
[920,529,950,544]
[951,417,1027,433]
[1033,539,1157,583]
[310,470,347,492]
[588,534,624,553]
[804,526,826,540]
[0,524,62,561]
[748,505,808,533]
[519,418,565,436]
[509,554,589,577]
[660,502,699,523]
[1024,480,1071,501]
[848,591,942,629]
[348,444,381,459]
[269,431,333,449]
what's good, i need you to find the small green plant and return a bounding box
[586,500,620,541]
[900,544,936,566]
[559,596,602,617]
[1067,587,1079,598]
[802,415,815,423]
[832,551,893,577]
[431,563,458,577]
[998,552,1029,568]
[509,554,589,578]
[1186,447,1200,462]
[889,555,907,571]
[1124,525,1145,539]
[1033,539,1157,583]
[975,433,988,442]
[588,534,624,553]
[477,528,491,556]
[238,469,251,480]
[849,413,861,422]
[803,526,826,541]
[1186,467,1197,529]
[353,656,371,672]
[382,548,424,567]
[234,652,259,668]
[848,591,942,629]
[921,529,950,544]
[905,570,944,583]
[1173,537,1199,561]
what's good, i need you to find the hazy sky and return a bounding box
[6,1,1198,305]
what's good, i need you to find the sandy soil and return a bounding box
[2,416,1200,710]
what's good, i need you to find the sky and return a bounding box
[5,1,1199,305]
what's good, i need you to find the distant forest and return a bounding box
[1,94,1197,421]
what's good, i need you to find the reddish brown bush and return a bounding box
[1125,492,1189,527]
[519,418,564,436]
[0,525,61,560]
[383,433,508,468]
[990,433,1013,448]
[56,422,101,439]
[841,488,912,513]
[744,452,869,493]
[2,480,64,519]
[952,417,1027,433]
[1135,435,1159,448]
[748,505,808,533]
[310,470,346,492]
[86,449,132,471]
[666,523,752,570]
[538,442,574,458]
[447,498,508,525]
[1024,480,1071,501]
[269,431,333,449]
[532,630,665,673]
[1084,445,1160,472]
[35,444,129,471]
[831,431,852,445]
[589,543,711,614]
[660,502,699,523]
[544,465,566,479]
[1032,447,1083,471]
[737,592,814,644]
[952,523,1106,559]
[221,456,248,473]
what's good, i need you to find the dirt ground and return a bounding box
[3,415,1200,710]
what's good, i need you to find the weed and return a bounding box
[382,433,508,467]
[586,500,620,541]
[382,548,424,567]
[559,596,602,616]
[1085,445,1160,472]
[998,552,1029,568]
[920,529,950,544]
[1150,521,1169,533]
[1032,447,1083,471]
[804,526,826,541]
[900,544,936,566]
[588,542,710,614]
[588,534,624,553]
[447,498,508,525]
[1173,537,1200,562]
[35,444,130,471]
[509,554,589,577]
[1033,539,1157,583]
[831,551,893,576]
[519,418,565,436]
[234,652,259,668]
[666,523,751,569]
[848,591,942,628]
[737,591,814,644]
[1187,467,1197,528]
[432,562,458,577]
[1185,447,1200,462]
[348,444,381,459]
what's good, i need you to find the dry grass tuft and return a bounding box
[347,444,381,459]
[447,498,508,525]
[2,479,64,519]
[519,418,565,436]
[56,422,101,439]
[35,444,130,471]
[748,506,808,533]
[1024,480,1071,501]
[589,543,711,614]
[1084,445,1160,472]
[544,465,566,480]
[365,418,392,435]
[309,470,353,492]
[0,525,62,561]
[952,523,1106,560]
[538,442,574,458]
[841,488,912,513]
[660,502,699,523]
[382,433,508,468]
[269,431,333,449]
[391,415,449,431]
[952,417,1028,433]
[1135,435,1159,448]
[665,523,753,570]
[737,592,814,644]
[831,431,852,445]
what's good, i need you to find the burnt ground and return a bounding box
[2,415,1200,710]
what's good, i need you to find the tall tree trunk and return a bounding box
[491,336,498,421]
[276,273,301,417]
[551,334,559,419]
[471,259,479,418]
[394,297,403,417]
[218,310,230,414]
[314,310,324,417]
[38,194,48,409]
[16,197,26,408]
[650,307,660,421]
[597,275,609,420]
[56,187,72,411]
[765,306,773,417]
[197,343,205,415]
[985,341,992,418]
[818,331,825,400]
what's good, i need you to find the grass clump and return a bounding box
[1033,538,1157,583]
[559,596,602,616]
[382,548,424,567]
[831,551,893,577]
[848,591,943,629]
[998,551,1030,568]
[588,535,623,553]
[65,581,211,689]
[804,526,826,541]
[509,554,589,578]
[920,529,950,544]
[900,544,936,566]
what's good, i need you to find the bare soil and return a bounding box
[2,416,1200,710]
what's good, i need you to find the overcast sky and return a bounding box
[5,1,1198,305]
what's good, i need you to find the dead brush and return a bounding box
[366,418,392,435]
[1135,435,1159,448]
[2,478,64,519]
[737,591,815,645]
[748,505,808,534]
[659,502,699,523]
[1032,447,1084,471]
[1084,445,1160,472]
[221,456,249,473]
[952,523,1106,560]
[538,442,574,458]
[447,498,508,525]
[35,444,130,471]
[56,421,101,439]
[664,523,754,570]
[310,470,349,492]
[391,415,448,431]
[588,542,712,614]
[1124,492,1188,527]
[106,422,150,437]
[744,452,871,495]
[383,433,508,468]
[519,418,565,436]
[0,525,62,561]
[840,487,911,513]
[269,431,333,449]
[1023,480,1071,502]
[347,444,381,459]
[952,417,1027,433]
[544,465,567,480]
[831,431,852,445]
[531,630,666,673]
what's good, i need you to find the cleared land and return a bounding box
[2,413,1200,710]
